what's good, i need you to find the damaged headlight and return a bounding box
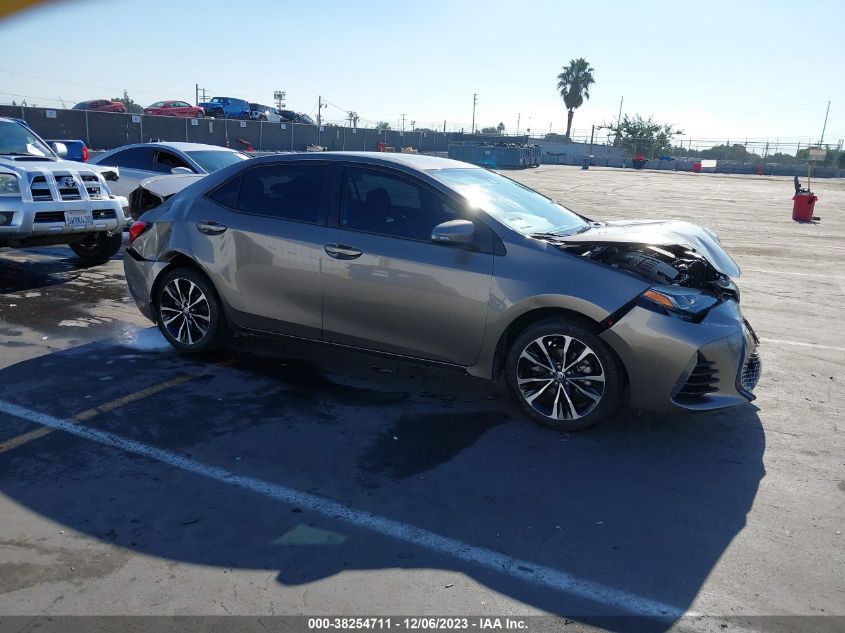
[641,285,719,321]
[0,173,21,196]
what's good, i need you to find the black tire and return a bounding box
[154,267,229,353]
[69,232,123,263]
[212,108,224,119]
[505,317,622,431]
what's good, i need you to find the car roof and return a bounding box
[250,151,473,171]
[102,142,242,154]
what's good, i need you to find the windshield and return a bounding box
[429,168,588,236]
[186,150,249,173]
[0,120,55,157]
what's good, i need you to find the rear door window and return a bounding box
[99,147,154,170]
[237,163,327,223]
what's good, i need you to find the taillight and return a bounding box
[128,220,150,244]
[81,145,89,162]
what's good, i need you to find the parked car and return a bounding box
[90,142,250,215]
[143,101,204,118]
[197,97,249,119]
[276,110,316,125]
[72,99,126,113]
[248,103,281,122]
[0,117,128,262]
[123,152,761,431]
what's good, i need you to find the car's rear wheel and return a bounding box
[505,318,622,431]
[69,232,122,262]
[212,108,224,119]
[155,268,229,353]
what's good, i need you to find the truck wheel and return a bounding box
[69,233,123,263]
[212,108,224,119]
[505,317,623,431]
[154,267,229,353]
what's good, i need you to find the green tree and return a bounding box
[375,121,391,130]
[496,122,505,134]
[113,89,143,114]
[480,126,499,134]
[556,58,595,139]
[603,114,683,158]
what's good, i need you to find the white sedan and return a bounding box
[90,142,250,200]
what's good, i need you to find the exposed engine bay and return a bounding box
[558,242,740,301]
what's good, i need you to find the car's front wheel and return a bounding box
[69,232,122,262]
[154,268,229,353]
[505,318,622,431]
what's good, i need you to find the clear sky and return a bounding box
[1,0,842,144]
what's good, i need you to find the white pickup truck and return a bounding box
[0,117,129,262]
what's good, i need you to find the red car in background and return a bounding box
[72,99,127,113]
[143,100,204,118]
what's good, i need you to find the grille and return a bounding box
[30,176,52,201]
[55,174,82,201]
[677,353,719,400]
[82,175,102,199]
[34,209,116,223]
[740,351,762,392]
[34,211,66,223]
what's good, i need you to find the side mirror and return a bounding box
[431,219,474,245]
[171,166,194,175]
[51,142,68,158]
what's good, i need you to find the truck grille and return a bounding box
[740,350,762,392]
[29,172,103,202]
[30,176,52,201]
[82,175,103,199]
[677,353,719,400]
[55,173,82,200]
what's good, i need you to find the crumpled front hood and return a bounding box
[558,220,740,277]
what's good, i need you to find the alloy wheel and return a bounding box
[516,334,606,421]
[159,278,211,346]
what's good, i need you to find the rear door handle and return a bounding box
[324,243,363,260]
[196,221,227,235]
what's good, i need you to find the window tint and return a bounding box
[100,147,153,170]
[150,101,164,108]
[208,175,241,210]
[237,164,326,223]
[152,150,192,174]
[340,167,460,241]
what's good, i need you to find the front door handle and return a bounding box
[196,221,227,235]
[324,243,363,260]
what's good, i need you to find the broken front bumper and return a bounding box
[600,299,760,413]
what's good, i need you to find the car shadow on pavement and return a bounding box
[0,333,765,631]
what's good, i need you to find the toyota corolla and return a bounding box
[123,153,761,431]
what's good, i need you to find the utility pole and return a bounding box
[471,93,478,134]
[820,100,831,145]
[317,95,328,127]
[617,95,624,123]
[195,83,199,106]
[400,113,406,132]
[516,113,520,136]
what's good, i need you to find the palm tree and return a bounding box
[556,58,595,139]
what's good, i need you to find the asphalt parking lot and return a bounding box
[0,166,842,631]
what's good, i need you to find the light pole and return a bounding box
[471,93,478,134]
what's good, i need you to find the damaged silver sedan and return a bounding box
[123,153,760,431]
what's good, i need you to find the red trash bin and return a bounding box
[693,161,702,173]
[792,193,817,221]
